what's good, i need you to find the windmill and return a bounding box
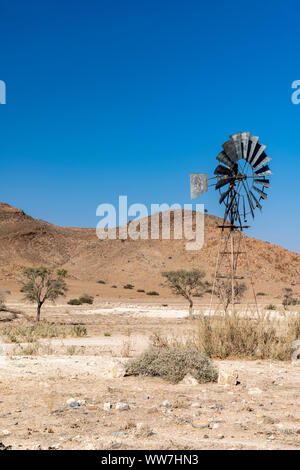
[190,132,272,313]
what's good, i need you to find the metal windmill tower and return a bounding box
[190,132,272,313]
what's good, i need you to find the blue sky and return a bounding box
[1,0,300,252]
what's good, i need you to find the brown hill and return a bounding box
[0,202,299,297]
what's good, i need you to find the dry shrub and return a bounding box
[127,346,218,384]
[195,311,300,360]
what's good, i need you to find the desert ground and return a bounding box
[0,297,300,451]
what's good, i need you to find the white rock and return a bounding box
[2,430,11,436]
[218,369,239,386]
[191,402,202,408]
[115,402,130,411]
[109,361,127,378]
[162,400,171,408]
[179,374,198,386]
[66,397,76,405]
[248,387,263,395]
[103,402,112,411]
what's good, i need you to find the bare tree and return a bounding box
[215,280,247,312]
[20,267,68,321]
[162,269,206,320]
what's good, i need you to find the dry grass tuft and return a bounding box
[195,311,300,360]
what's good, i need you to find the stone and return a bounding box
[109,361,127,378]
[1,430,11,436]
[115,402,130,411]
[191,402,202,408]
[135,422,153,437]
[248,387,263,395]
[218,369,239,386]
[66,397,76,405]
[162,400,171,408]
[103,402,112,411]
[179,374,198,386]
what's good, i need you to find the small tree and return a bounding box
[282,287,297,310]
[20,267,68,321]
[162,269,206,320]
[215,280,247,312]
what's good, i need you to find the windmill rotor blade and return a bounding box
[190,173,208,199]
[253,178,271,188]
[222,140,238,163]
[214,164,233,177]
[215,177,231,190]
[252,152,271,170]
[254,164,272,177]
[240,132,250,160]
[250,142,266,166]
[253,186,268,200]
[241,180,255,219]
[219,187,231,204]
[249,190,262,210]
[230,133,243,160]
[246,135,259,162]
[216,151,233,168]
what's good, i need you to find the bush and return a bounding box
[79,294,94,304]
[265,304,276,310]
[137,289,145,293]
[68,298,81,305]
[146,291,159,296]
[97,280,106,284]
[71,325,87,337]
[127,346,218,384]
[257,292,266,296]
[124,284,134,289]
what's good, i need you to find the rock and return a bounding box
[179,374,198,386]
[162,400,171,408]
[113,431,125,437]
[248,387,263,395]
[1,430,11,436]
[218,369,239,386]
[115,402,130,411]
[135,422,153,437]
[66,397,76,405]
[103,402,112,411]
[109,361,127,378]
[191,402,202,408]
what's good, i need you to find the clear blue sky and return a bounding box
[1,0,300,252]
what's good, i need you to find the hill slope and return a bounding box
[0,203,299,296]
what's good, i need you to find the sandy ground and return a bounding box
[0,301,300,450]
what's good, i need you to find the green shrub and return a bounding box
[124,284,134,289]
[97,280,106,284]
[111,285,117,288]
[146,291,159,296]
[79,294,94,304]
[127,346,217,384]
[265,304,276,310]
[257,292,266,296]
[71,325,87,337]
[137,289,145,293]
[104,331,111,337]
[68,298,82,305]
